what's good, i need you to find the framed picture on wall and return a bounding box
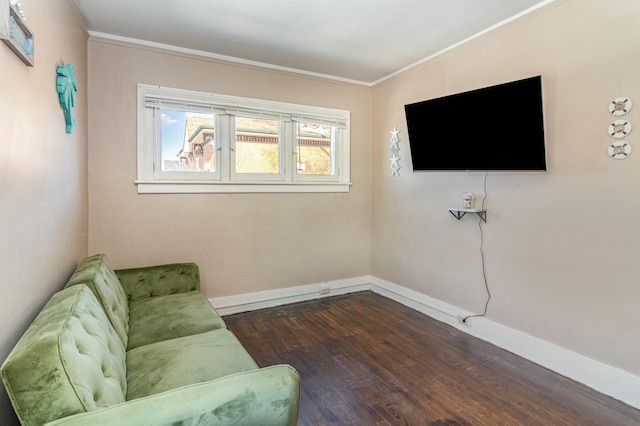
[0,0,33,66]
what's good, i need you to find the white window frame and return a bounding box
[229,113,285,183]
[137,84,351,194]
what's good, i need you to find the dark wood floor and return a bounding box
[224,291,640,425]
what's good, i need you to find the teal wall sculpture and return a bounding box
[56,63,77,133]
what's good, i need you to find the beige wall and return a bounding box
[3,0,638,421]
[0,0,88,423]
[372,0,640,376]
[86,40,372,297]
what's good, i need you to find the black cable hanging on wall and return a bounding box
[463,171,491,322]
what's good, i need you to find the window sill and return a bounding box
[135,180,351,194]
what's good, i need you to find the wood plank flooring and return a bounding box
[224,291,640,425]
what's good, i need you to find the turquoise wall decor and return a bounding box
[56,63,77,133]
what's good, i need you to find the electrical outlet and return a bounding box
[457,315,471,327]
[319,285,330,295]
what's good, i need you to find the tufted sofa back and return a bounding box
[1,285,127,426]
[65,254,129,348]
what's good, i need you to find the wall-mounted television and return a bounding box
[404,75,546,172]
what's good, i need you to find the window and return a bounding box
[137,85,351,193]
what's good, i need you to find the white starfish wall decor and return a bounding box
[390,127,400,176]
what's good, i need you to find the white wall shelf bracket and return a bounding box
[448,208,487,223]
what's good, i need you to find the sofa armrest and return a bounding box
[115,262,201,302]
[45,365,300,426]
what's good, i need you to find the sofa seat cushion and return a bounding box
[65,254,129,348]
[126,291,227,350]
[1,285,127,426]
[126,328,258,400]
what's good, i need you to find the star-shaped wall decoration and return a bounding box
[389,127,400,176]
[390,155,400,176]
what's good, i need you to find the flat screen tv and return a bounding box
[404,75,546,172]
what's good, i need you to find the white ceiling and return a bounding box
[73,0,553,85]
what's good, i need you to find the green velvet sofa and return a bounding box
[1,254,300,426]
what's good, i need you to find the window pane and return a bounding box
[161,108,216,172]
[235,116,280,174]
[296,122,334,175]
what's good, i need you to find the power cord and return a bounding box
[463,172,491,322]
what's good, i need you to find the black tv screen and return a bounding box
[404,75,546,172]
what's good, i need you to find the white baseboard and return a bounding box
[210,276,370,316]
[210,275,640,410]
[368,276,640,411]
